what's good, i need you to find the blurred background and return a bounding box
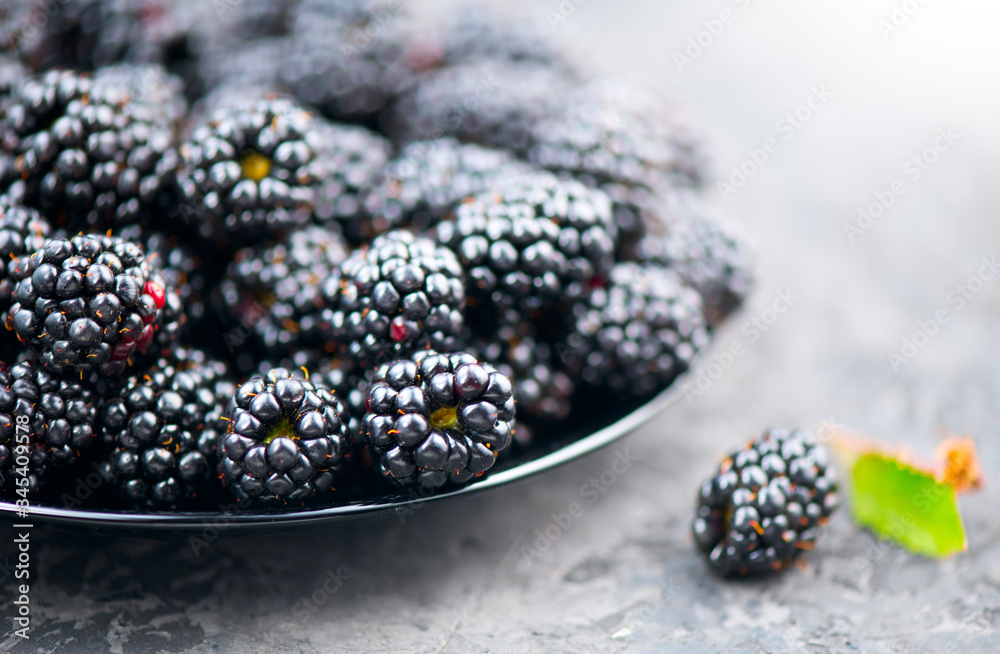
[3,0,1000,652]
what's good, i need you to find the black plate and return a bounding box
[0,379,685,532]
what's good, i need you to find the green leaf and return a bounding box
[847,453,966,558]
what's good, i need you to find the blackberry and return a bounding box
[218,368,351,506]
[563,263,708,399]
[0,67,181,231]
[5,234,179,376]
[475,323,574,423]
[385,59,570,154]
[319,230,465,366]
[220,225,349,355]
[0,199,52,314]
[175,96,381,245]
[362,350,515,489]
[96,348,234,509]
[634,201,754,327]
[0,357,98,495]
[362,138,531,235]
[436,171,616,316]
[530,81,707,247]
[692,428,840,576]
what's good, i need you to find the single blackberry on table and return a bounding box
[96,348,234,509]
[220,225,349,354]
[0,357,98,495]
[0,199,52,314]
[319,230,466,366]
[385,59,570,154]
[562,263,708,399]
[362,350,515,489]
[5,233,179,377]
[175,96,378,245]
[436,171,616,317]
[474,323,574,423]
[362,138,531,236]
[634,201,754,327]
[530,80,707,247]
[219,368,351,506]
[692,428,840,576]
[0,66,181,232]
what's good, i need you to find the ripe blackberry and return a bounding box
[563,263,708,399]
[0,199,52,314]
[175,96,382,245]
[530,81,707,247]
[96,348,234,509]
[220,225,349,354]
[218,368,351,506]
[319,230,465,366]
[362,138,530,235]
[475,323,574,423]
[436,171,616,315]
[386,59,570,154]
[692,428,840,576]
[0,357,98,495]
[362,350,515,489]
[634,203,754,327]
[0,67,181,231]
[5,234,179,376]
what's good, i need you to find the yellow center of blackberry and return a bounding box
[264,419,295,444]
[240,151,271,182]
[430,406,458,430]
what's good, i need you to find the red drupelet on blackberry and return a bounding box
[361,350,515,489]
[218,368,351,506]
[692,428,840,576]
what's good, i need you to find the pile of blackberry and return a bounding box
[0,0,754,515]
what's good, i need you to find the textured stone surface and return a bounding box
[3,0,1000,652]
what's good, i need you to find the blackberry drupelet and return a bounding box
[218,368,351,505]
[362,350,515,489]
[0,67,181,231]
[362,138,531,235]
[386,59,569,154]
[692,428,840,576]
[634,202,754,327]
[319,230,466,366]
[175,96,377,244]
[0,357,97,495]
[530,80,707,247]
[563,263,708,399]
[436,171,616,317]
[220,225,349,354]
[0,199,52,314]
[97,348,234,509]
[5,234,178,376]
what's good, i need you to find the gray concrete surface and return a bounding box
[4,0,1000,652]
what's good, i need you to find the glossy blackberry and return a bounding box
[175,96,375,245]
[221,225,349,354]
[475,323,574,423]
[97,349,234,509]
[0,357,97,495]
[362,138,530,236]
[0,67,181,231]
[436,171,616,314]
[219,368,351,506]
[563,263,708,399]
[5,234,177,376]
[362,350,515,489]
[0,199,52,314]
[530,81,707,247]
[635,203,755,327]
[319,230,465,366]
[692,428,840,576]
[437,4,575,70]
[386,59,569,154]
